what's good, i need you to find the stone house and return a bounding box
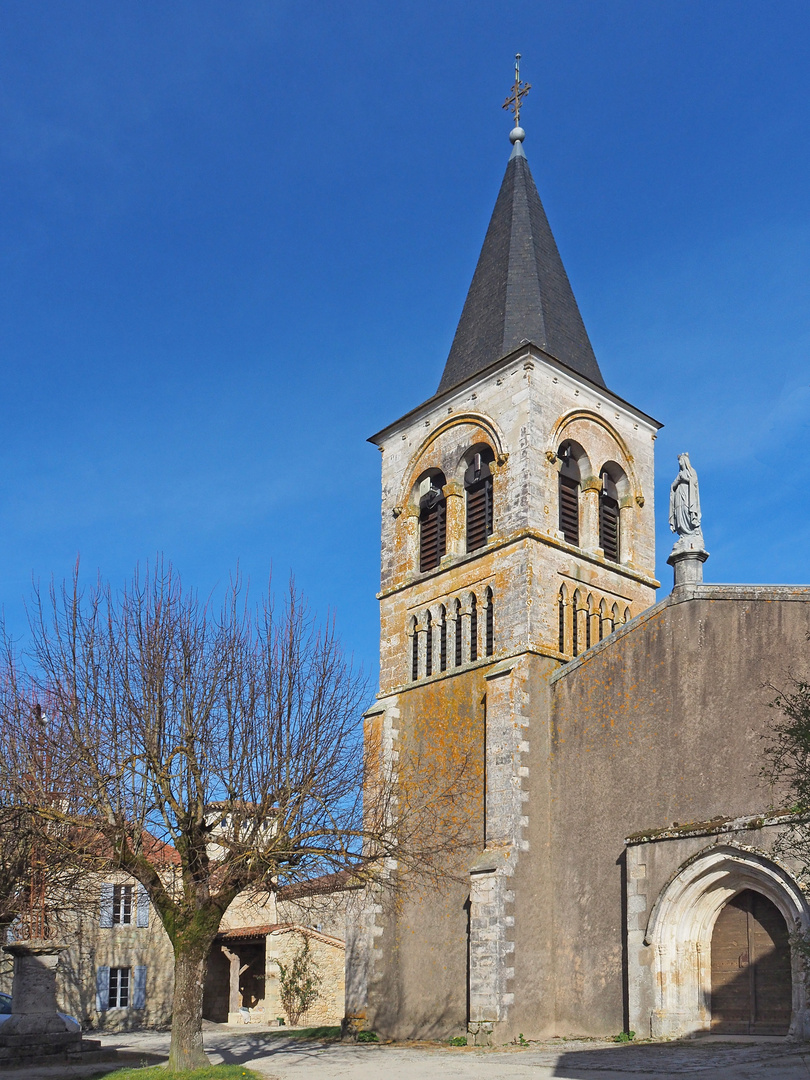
[346,121,810,1043]
[1,841,355,1031]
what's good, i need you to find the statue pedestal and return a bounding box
[0,941,80,1050]
[668,546,709,588]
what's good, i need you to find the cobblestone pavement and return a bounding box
[9,1029,810,1079]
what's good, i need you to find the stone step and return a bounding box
[0,1037,116,1068]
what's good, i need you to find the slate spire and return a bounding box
[437,134,605,394]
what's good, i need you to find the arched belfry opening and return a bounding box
[711,889,792,1035]
[418,471,447,572]
[558,440,585,546]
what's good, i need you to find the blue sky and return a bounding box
[1,2,809,683]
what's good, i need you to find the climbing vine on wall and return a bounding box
[275,936,322,1025]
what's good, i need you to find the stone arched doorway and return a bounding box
[711,889,792,1035]
[644,844,810,1039]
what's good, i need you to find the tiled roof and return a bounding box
[277,869,360,900]
[218,922,345,948]
[141,830,181,867]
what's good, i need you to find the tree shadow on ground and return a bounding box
[211,1032,358,1068]
[552,1039,799,1078]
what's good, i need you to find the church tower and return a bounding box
[356,82,661,1042]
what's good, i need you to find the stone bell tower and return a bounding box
[351,86,661,1042]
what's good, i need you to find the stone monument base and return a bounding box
[0,940,109,1068]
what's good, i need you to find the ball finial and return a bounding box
[509,126,525,144]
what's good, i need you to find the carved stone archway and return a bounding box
[643,844,810,1039]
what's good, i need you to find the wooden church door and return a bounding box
[711,889,792,1035]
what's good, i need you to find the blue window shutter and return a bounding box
[99,884,114,928]
[96,966,110,1012]
[136,884,149,928]
[133,966,147,1010]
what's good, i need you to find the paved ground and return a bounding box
[8,1027,810,1079]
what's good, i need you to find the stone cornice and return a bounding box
[377,526,660,602]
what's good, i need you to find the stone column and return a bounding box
[460,600,473,665]
[580,475,602,552]
[618,496,635,563]
[222,945,247,1023]
[443,481,465,558]
[401,505,420,577]
[489,457,507,534]
[448,608,460,668]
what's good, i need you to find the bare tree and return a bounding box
[0,701,100,948]
[0,808,34,938]
[766,676,810,873]
[0,561,476,1068]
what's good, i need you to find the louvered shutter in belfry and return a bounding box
[559,476,579,545]
[466,476,493,552]
[600,494,620,562]
[420,496,446,572]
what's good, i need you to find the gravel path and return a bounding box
[7,1028,810,1079]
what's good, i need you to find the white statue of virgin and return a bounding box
[669,453,705,553]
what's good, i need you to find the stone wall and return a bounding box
[264,928,345,1026]
[541,584,810,1037]
[362,671,486,1040]
[372,344,659,695]
[55,873,175,1030]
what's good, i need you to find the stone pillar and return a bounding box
[460,600,473,665]
[667,547,709,588]
[1,942,80,1043]
[447,609,459,669]
[222,945,247,1023]
[401,505,419,577]
[489,457,507,536]
[470,597,481,662]
[580,475,602,552]
[618,496,635,563]
[415,618,428,680]
[443,481,465,558]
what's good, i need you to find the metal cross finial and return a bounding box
[502,53,531,129]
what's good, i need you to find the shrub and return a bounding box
[356,1030,380,1042]
[275,936,322,1025]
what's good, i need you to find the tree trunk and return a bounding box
[168,943,211,1070]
